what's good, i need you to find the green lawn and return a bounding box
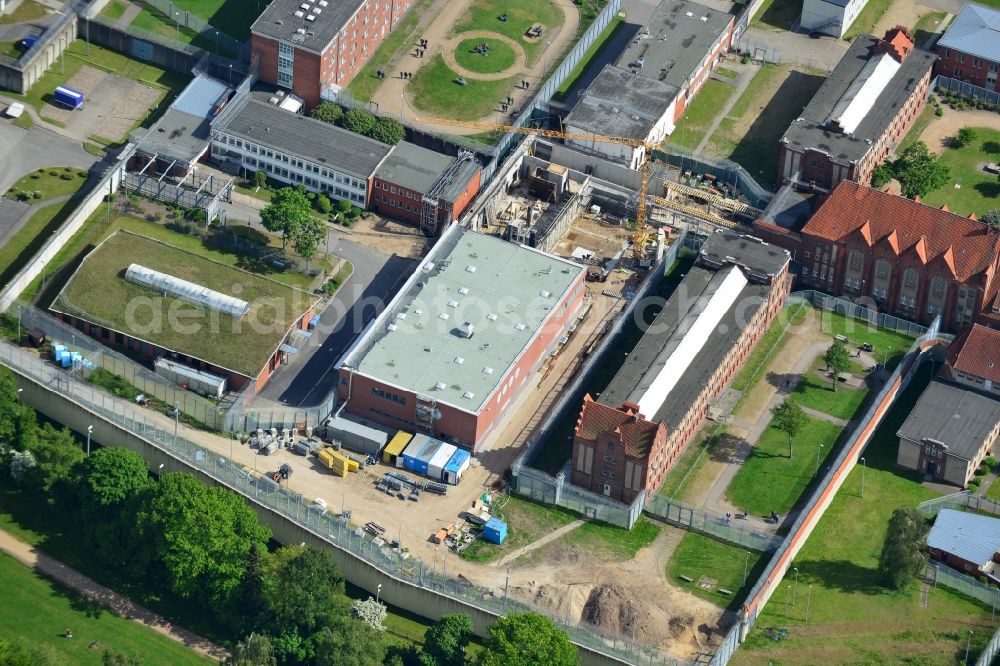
[658,424,726,500]
[667,531,769,610]
[409,54,514,120]
[897,104,937,154]
[667,79,736,150]
[792,372,869,421]
[165,0,260,40]
[454,37,517,74]
[128,6,236,57]
[451,0,564,65]
[0,200,77,293]
[731,302,810,394]
[717,67,739,78]
[56,230,315,377]
[8,40,187,127]
[843,0,895,41]
[551,14,625,101]
[6,167,89,200]
[709,64,826,181]
[919,127,1000,218]
[102,0,128,20]
[984,478,1000,502]
[0,0,48,24]
[0,552,211,665]
[347,0,434,102]
[750,0,798,31]
[553,516,660,562]
[818,310,917,370]
[726,416,844,515]
[735,365,997,666]
[912,11,948,47]
[459,496,577,563]
[0,40,21,59]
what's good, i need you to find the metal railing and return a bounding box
[795,290,932,338]
[645,495,783,553]
[925,561,1000,613]
[0,338,679,666]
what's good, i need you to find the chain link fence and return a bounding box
[0,338,681,666]
[645,495,782,553]
[925,561,1000,613]
[916,491,1000,519]
[795,290,932,337]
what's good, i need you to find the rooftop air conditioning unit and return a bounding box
[459,322,475,338]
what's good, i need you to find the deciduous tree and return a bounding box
[223,633,275,666]
[312,615,385,666]
[368,117,405,145]
[421,613,474,666]
[824,340,852,392]
[310,101,343,125]
[890,141,951,199]
[259,187,312,249]
[338,109,377,136]
[262,545,345,638]
[954,127,976,148]
[982,209,1000,230]
[770,399,806,459]
[878,508,929,591]
[292,215,326,269]
[77,447,151,514]
[475,613,577,666]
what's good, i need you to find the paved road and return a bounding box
[742,27,849,72]
[0,526,229,661]
[0,119,98,196]
[222,199,417,407]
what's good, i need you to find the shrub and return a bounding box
[33,173,43,179]
[315,194,332,214]
[168,219,194,234]
[974,466,986,477]
[969,477,981,489]
[32,191,42,199]
[985,456,997,469]
[342,219,352,228]
[935,107,944,117]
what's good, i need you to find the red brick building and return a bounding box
[795,181,1000,333]
[778,28,935,192]
[927,509,1000,583]
[370,144,482,235]
[251,0,414,108]
[571,231,792,503]
[935,3,1000,93]
[337,227,586,451]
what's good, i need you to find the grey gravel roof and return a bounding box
[564,66,679,140]
[251,0,362,53]
[216,98,392,180]
[374,142,480,202]
[698,229,791,279]
[780,36,937,164]
[616,0,733,90]
[938,3,1000,64]
[896,380,1000,461]
[928,509,1000,565]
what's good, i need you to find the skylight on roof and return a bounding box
[434,382,446,390]
[465,265,477,273]
[454,356,464,364]
[487,313,498,321]
[439,312,450,320]
[458,287,469,295]
[447,299,459,308]
[514,323,526,331]
[463,391,475,399]
[483,367,494,375]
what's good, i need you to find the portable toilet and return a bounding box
[382,431,413,466]
[427,443,457,482]
[443,449,471,485]
[483,517,508,545]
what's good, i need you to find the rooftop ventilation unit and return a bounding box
[299,2,309,8]
[465,264,477,273]
[685,11,694,16]
[318,0,327,4]
[439,312,450,320]
[294,11,303,17]
[700,15,708,21]
[314,7,321,13]
[458,287,469,295]
[459,322,475,338]
[125,264,249,318]
[482,367,494,375]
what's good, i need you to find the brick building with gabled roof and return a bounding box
[943,324,1000,396]
[796,181,1000,332]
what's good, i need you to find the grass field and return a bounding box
[131,0,258,41]
[919,127,1000,218]
[735,365,997,666]
[750,0,798,31]
[668,79,736,150]
[9,40,187,127]
[552,15,625,101]
[454,38,517,74]
[818,310,917,370]
[843,0,894,41]
[550,517,660,562]
[55,230,316,377]
[0,40,21,59]
[668,531,769,611]
[658,424,726,500]
[725,416,844,516]
[0,0,48,24]
[731,303,810,395]
[709,65,826,181]
[452,0,564,65]
[409,54,513,120]
[459,496,576,563]
[347,0,434,102]
[912,11,948,46]
[791,371,869,421]
[6,167,89,200]
[0,199,78,293]
[0,552,211,665]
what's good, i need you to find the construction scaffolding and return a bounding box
[415,393,437,433]
[420,149,476,236]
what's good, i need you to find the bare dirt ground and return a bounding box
[43,65,161,142]
[912,106,1000,155]
[871,1,937,41]
[346,214,434,259]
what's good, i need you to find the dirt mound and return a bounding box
[582,584,642,634]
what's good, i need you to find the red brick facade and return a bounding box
[253,0,413,109]
[936,47,999,92]
[671,19,734,123]
[369,169,482,227]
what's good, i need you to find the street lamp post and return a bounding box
[86,425,93,456]
[793,567,799,605]
[965,630,973,665]
[376,583,382,605]
[503,565,511,614]
[215,30,220,56]
[816,444,824,477]
[805,584,813,622]
[172,401,179,449]
[743,551,751,587]
[16,388,22,402]
[860,457,866,498]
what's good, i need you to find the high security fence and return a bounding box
[138,0,245,58]
[0,339,677,666]
[917,490,1000,519]
[651,147,775,210]
[976,624,1000,666]
[796,290,930,337]
[924,561,1000,613]
[935,76,1000,106]
[645,495,782,553]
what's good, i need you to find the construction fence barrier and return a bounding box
[0,338,683,666]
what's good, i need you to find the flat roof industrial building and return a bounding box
[339,226,586,450]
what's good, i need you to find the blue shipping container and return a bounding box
[400,434,446,477]
[53,86,84,109]
[483,518,508,545]
[443,449,471,485]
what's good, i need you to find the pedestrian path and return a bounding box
[0,526,229,661]
[694,64,756,155]
[495,519,586,566]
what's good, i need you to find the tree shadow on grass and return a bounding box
[974,181,1000,199]
[793,558,886,595]
[708,431,748,464]
[982,141,1000,156]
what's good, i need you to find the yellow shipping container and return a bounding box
[382,431,413,465]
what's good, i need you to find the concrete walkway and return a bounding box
[693,64,757,155]
[115,2,141,30]
[495,519,586,566]
[0,527,229,661]
[800,405,849,428]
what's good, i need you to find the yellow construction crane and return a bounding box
[416,117,654,261]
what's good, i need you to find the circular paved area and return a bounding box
[440,30,527,80]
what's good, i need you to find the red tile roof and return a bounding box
[947,324,1000,385]
[575,395,663,458]
[802,181,1000,282]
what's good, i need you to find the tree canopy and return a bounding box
[890,142,951,199]
[77,447,151,513]
[338,109,377,136]
[878,508,930,591]
[421,613,474,666]
[475,613,577,666]
[292,215,326,268]
[824,340,852,392]
[770,399,807,458]
[260,188,313,249]
[368,117,405,145]
[982,209,1000,230]
[262,545,345,637]
[310,101,343,125]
